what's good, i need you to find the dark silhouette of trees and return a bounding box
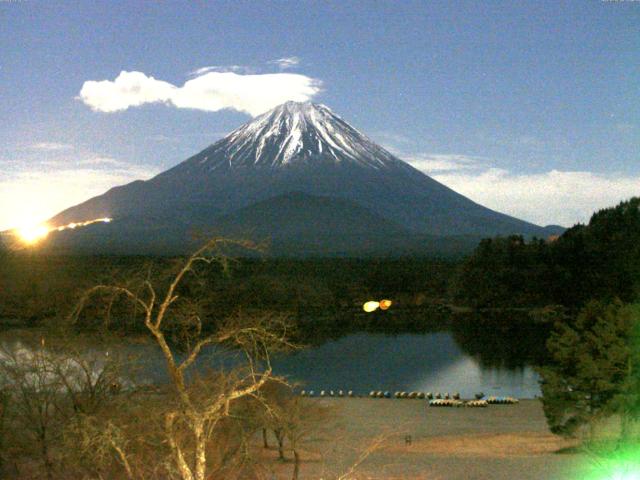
[453,235,552,308]
[454,197,640,309]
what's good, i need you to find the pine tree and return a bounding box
[536,299,638,439]
[608,302,640,442]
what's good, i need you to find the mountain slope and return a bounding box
[213,191,414,256]
[213,191,409,239]
[48,101,555,255]
[43,192,483,257]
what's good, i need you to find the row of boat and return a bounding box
[298,390,519,405]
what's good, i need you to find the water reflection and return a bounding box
[412,356,540,399]
[0,312,549,399]
[271,331,541,398]
[449,312,551,369]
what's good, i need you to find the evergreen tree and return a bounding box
[608,302,640,441]
[536,299,638,439]
[453,235,551,308]
[453,196,640,308]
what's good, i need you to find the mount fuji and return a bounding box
[46,101,560,255]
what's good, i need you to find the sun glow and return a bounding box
[12,217,112,246]
[16,223,50,245]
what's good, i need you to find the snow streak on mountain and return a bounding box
[163,101,407,174]
[46,100,559,255]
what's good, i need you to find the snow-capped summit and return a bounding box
[167,101,403,174]
[47,100,557,255]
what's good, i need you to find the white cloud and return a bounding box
[403,153,485,173]
[269,56,300,70]
[77,157,132,167]
[78,71,175,113]
[171,71,321,116]
[27,142,74,151]
[405,154,640,227]
[188,65,253,76]
[79,70,322,117]
[0,156,158,231]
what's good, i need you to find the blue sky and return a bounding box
[1,0,638,230]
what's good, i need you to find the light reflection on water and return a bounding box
[270,332,541,398]
[410,356,540,398]
[0,331,542,398]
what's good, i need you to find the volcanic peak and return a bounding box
[180,101,402,172]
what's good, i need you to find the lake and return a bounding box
[0,317,547,399]
[270,332,541,398]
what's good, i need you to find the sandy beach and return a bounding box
[261,398,590,479]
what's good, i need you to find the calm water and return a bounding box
[271,332,541,398]
[0,327,543,399]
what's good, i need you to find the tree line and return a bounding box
[455,197,640,448]
[0,250,456,341]
[453,197,640,309]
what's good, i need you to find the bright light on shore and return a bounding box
[363,301,380,313]
[12,217,112,246]
[16,223,50,245]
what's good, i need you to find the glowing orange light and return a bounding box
[363,301,380,313]
[13,217,112,246]
[379,299,392,310]
[52,217,112,232]
[16,224,50,245]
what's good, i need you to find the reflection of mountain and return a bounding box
[0,329,543,398]
[271,331,541,398]
[272,332,461,392]
[450,312,551,369]
[411,357,483,393]
[409,356,540,399]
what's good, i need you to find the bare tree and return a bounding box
[0,383,9,474]
[0,334,135,479]
[252,380,330,480]
[62,395,170,480]
[256,380,292,461]
[71,238,294,480]
[282,396,330,480]
[0,341,64,480]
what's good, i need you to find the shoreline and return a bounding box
[267,397,587,479]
